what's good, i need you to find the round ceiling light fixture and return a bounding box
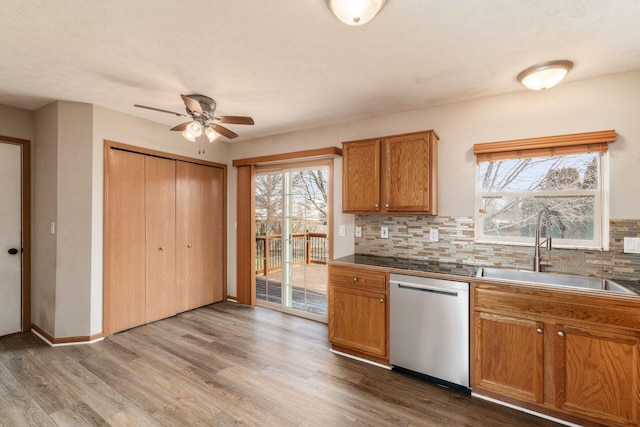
[517,60,574,91]
[326,0,387,26]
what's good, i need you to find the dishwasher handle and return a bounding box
[395,283,459,297]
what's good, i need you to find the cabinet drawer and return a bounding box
[330,266,387,291]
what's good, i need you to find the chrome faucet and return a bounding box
[533,208,553,272]
[533,227,552,272]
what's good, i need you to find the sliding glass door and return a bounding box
[255,162,330,322]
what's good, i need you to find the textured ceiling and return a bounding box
[1,0,639,141]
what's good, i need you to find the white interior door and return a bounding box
[0,142,22,336]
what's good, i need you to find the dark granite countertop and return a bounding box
[331,254,640,296]
[331,254,478,278]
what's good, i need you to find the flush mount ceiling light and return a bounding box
[517,60,574,91]
[326,0,387,26]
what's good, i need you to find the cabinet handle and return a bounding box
[159,246,165,251]
[557,331,565,337]
[536,328,543,334]
[187,244,193,248]
[352,277,358,283]
[379,298,384,303]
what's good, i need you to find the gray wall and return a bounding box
[1,70,639,338]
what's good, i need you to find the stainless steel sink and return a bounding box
[476,267,635,295]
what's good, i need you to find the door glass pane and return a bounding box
[255,166,329,320]
[255,171,283,304]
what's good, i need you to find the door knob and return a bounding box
[187,244,193,248]
[8,248,19,255]
[159,246,165,251]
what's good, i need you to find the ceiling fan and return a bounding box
[134,94,254,143]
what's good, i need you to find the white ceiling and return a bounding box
[1,1,639,141]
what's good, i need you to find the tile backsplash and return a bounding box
[354,216,640,282]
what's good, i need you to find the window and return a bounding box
[473,130,615,249]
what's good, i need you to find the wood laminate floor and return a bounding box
[0,302,562,426]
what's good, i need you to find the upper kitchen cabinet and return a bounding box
[342,130,439,214]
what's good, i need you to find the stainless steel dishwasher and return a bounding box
[390,273,470,391]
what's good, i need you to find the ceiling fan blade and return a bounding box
[181,94,203,115]
[215,116,255,125]
[213,124,239,139]
[170,122,190,132]
[134,104,188,117]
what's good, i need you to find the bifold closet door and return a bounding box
[176,161,224,312]
[104,149,146,335]
[145,156,177,323]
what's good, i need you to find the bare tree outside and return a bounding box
[255,172,282,235]
[479,153,600,241]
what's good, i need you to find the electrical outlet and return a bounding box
[430,228,438,242]
[381,226,389,239]
[624,237,640,254]
[338,225,346,237]
[355,226,362,238]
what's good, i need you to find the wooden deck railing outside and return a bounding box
[256,232,327,275]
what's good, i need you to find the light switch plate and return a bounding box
[381,226,389,239]
[355,226,362,238]
[430,228,438,242]
[624,237,640,254]
[338,225,346,237]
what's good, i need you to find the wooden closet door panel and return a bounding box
[176,162,224,311]
[104,149,146,335]
[145,156,177,323]
[208,166,224,303]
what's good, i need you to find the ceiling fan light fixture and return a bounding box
[517,60,574,91]
[181,130,196,142]
[204,126,220,143]
[326,0,386,26]
[186,121,203,137]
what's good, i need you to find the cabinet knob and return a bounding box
[557,331,565,337]
[385,204,389,208]
[536,328,543,334]
[352,277,358,283]
[379,298,384,303]
[187,244,193,248]
[374,204,379,208]
[159,246,165,251]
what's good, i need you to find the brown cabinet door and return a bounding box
[473,312,544,403]
[104,149,146,335]
[382,133,434,213]
[328,285,387,358]
[176,161,225,312]
[555,324,640,426]
[145,156,177,323]
[342,139,380,213]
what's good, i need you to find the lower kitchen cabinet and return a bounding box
[474,312,544,404]
[555,323,640,426]
[328,265,389,365]
[472,282,640,427]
